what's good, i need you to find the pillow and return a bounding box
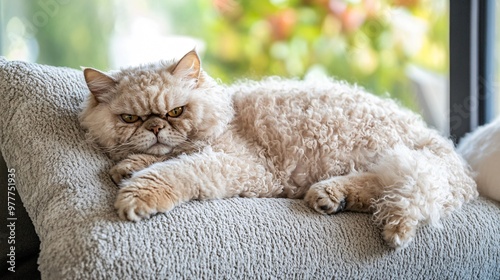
[1,57,500,279]
[458,117,500,202]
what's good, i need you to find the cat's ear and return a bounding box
[171,50,201,83]
[83,67,117,102]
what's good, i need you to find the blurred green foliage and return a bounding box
[18,0,447,109]
[26,0,114,70]
[161,0,448,109]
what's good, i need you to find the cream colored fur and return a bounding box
[80,50,477,248]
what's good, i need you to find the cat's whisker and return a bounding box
[103,141,135,155]
[181,137,205,152]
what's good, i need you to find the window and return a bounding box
[449,0,497,143]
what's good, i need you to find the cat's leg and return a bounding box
[304,170,425,248]
[109,154,168,184]
[369,144,473,248]
[306,141,477,249]
[114,150,279,221]
[371,180,427,249]
[304,173,381,215]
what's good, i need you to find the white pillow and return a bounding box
[458,117,500,202]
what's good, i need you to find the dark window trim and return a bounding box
[450,0,496,144]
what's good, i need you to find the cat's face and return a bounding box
[80,50,233,160]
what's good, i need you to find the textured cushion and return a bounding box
[1,58,499,279]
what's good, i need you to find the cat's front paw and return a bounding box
[110,155,160,185]
[114,175,179,221]
[304,179,347,215]
[109,162,136,185]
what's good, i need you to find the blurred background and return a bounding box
[1,0,499,135]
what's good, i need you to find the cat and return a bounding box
[458,117,500,202]
[79,50,477,248]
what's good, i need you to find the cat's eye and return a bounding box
[120,114,139,123]
[167,106,184,118]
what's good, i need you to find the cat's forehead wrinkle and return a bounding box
[152,92,167,114]
[133,94,151,115]
[110,87,178,118]
[110,95,151,116]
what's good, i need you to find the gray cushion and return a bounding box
[1,58,499,279]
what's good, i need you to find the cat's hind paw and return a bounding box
[381,217,417,249]
[304,179,347,215]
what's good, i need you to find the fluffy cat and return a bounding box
[80,50,477,248]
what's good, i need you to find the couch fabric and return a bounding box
[1,57,499,279]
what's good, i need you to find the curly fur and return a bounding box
[80,50,477,248]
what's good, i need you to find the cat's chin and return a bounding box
[145,143,173,156]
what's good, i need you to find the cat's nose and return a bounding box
[147,124,164,135]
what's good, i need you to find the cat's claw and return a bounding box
[318,199,346,213]
[337,199,347,212]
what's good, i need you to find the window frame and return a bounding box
[449,0,496,143]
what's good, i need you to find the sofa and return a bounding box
[1,57,499,279]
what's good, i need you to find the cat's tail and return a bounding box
[368,138,478,248]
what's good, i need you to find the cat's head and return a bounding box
[79,50,233,161]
